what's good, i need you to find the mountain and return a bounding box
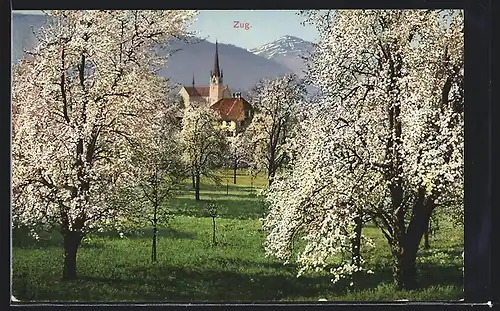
[162,37,291,91]
[249,35,315,77]
[11,13,293,91]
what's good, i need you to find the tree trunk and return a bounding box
[195,173,201,201]
[212,216,216,246]
[152,203,158,263]
[394,246,419,290]
[191,172,196,189]
[151,225,158,262]
[268,170,274,187]
[152,171,159,262]
[233,158,237,184]
[393,196,434,290]
[423,221,430,249]
[62,231,83,280]
[351,215,363,282]
[268,153,276,187]
[351,216,363,267]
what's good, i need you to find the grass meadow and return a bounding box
[11,170,464,302]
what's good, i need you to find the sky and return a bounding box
[190,10,319,50]
[13,10,319,50]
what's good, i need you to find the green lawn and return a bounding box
[11,169,464,302]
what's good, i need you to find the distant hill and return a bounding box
[162,37,292,91]
[11,13,294,91]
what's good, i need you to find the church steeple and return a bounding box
[192,73,195,87]
[213,40,221,78]
[210,40,223,85]
[209,40,224,104]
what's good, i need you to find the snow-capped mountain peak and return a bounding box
[249,35,314,59]
[248,35,315,78]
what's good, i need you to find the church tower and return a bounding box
[209,41,224,105]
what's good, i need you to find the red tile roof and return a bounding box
[210,97,252,121]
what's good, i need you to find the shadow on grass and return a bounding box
[418,247,463,258]
[191,192,259,200]
[180,181,263,194]
[12,228,105,250]
[12,227,197,250]
[26,259,462,302]
[168,196,266,220]
[178,192,259,204]
[190,257,463,295]
[346,263,462,293]
[11,250,463,302]
[90,227,196,240]
[13,238,108,250]
[69,265,336,302]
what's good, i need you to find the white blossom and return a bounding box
[180,103,228,199]
[246,73,307,185]
[12,10,197,237]
[263,9,463,287]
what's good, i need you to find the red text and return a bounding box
[233,21,251,30]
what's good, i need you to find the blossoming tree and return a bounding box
[120,85,187,263]
[246,73,307,186]
[11,10,196,279]
[226,132,253,184]
[180,104,228,201]
[262,9,463,289]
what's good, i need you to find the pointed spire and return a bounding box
[192,73,195,87]
[213,40,221,78]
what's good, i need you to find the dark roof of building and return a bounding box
[183,86,210,97]
[210,97,252,121]
[182,85,230,98]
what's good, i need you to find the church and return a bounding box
[178,41,253,136]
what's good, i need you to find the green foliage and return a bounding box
[205,201,219,218]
